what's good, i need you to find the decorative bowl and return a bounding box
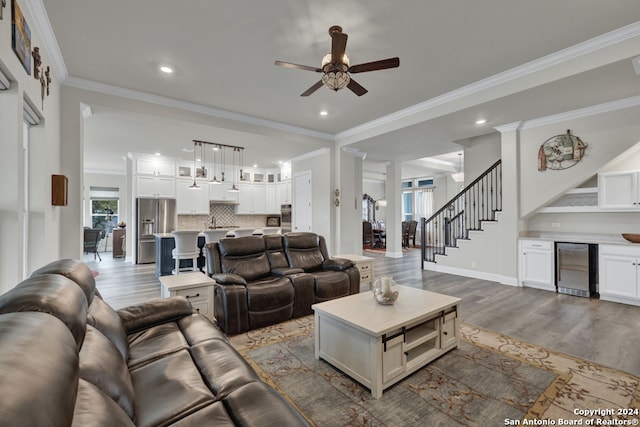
[374,288,399,305]
[622,233,640,244]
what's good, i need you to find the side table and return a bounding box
[159,272,215,321]
[335,254,374,288]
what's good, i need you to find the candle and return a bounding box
[382,276,391,295]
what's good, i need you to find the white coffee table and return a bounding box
[312,285,460,398]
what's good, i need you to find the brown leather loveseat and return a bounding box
[0,259,310,427]
[205,232,360,334]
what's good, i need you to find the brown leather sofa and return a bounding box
[205,232,360,335]
[0,259,310,427]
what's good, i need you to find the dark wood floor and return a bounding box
[85,249,640,377]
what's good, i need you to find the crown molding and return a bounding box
[24,0,68,81]
[342,146,367,159]
[63,76,335,141]
[520,95,640,130]
[335,21,640,142]
[290,147,330,163]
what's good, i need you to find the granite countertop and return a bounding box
[520,232,637,246]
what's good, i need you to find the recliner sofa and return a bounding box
[0,259,310,427]
[205,232,360,335]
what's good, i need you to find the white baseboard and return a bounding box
[422,262,518,287]
[385,251,404,259]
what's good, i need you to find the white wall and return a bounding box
[291,148,333,252]
[519,105,640,217]
[526,142,640,234]
[463,132,501,186]
[0,1,62,292]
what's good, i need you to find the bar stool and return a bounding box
[172,230,200,274]
[203,229,230,244]
[233,228,255,238]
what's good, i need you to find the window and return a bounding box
[416,188,434,220]
[89,186,120,232]
[91,199,119,232]
[401,178,434,222]
[417,178,434,188]
[402,191,413,221]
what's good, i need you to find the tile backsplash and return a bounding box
[177,203,277,230]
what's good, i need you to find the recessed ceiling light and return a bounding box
[475,119,487,125]
[319,111,328,116]
[253,164,258,168]
[154,152,161,156]
[160,66,174,74]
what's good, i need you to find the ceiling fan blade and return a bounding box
[347,78,368,96]
[331,31,348,63]
[348,57,400,73]
[275,61,322,73]
[301,80,325,97]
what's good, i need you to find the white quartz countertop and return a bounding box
[520,232,638,246]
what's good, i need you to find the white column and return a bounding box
[495,122,522,285]
[385,161,403,258]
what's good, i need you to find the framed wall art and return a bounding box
[537,129,588,172]
[11,0,31,75]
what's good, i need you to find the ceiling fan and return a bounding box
[275,25,400,97]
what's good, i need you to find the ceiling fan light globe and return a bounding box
[322,53,349,68]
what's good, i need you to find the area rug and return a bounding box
[229,317,640,426]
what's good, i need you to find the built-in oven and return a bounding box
[280,204,292,233]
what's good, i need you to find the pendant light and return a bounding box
[451,152,465,183]
[189,142,200,189]
[199,141,207,178]
[228,147,240,192]
[209,145,221,184]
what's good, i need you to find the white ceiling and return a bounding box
[40,1,640,177]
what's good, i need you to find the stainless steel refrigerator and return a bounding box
[136,198,177,264]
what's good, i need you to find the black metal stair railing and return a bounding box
[421,159,502,263]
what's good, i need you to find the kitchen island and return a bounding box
[154,230,236,276]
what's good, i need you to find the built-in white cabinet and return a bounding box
[237,183,266,214]
[598,171,640,210]
[133,156,176,198]
[265,184,278,213]
[176,179,210,214]
[136,175,176,198]
[136,158,175,177]
[519,239,554,291]
[599,244,640,306]
[278,179,292,204]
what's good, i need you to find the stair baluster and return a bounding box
[421,160,502,263]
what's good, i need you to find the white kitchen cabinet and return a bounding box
[176,179,210,214]
[519,239,554,291]
[136,158,175,177]
[598,171,640,210]
[278,179,292,204]
[237,183,266,214]
[136,175,175,198]
[599,244,640,306]
[265,184,278,214]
